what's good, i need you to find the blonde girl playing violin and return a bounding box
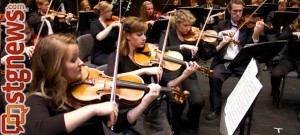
[23,33,164,135]
[105,16,200,135]
[90,1,121,66]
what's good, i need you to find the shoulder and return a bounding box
[26,94,50,107]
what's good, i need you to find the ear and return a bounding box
[126,33,131,41]
[227,8,231,14]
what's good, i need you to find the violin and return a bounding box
[239,14,272,29]
[149,11,169,21]
[70,66,189,105]
[106,15,120,26]
[134,43,214,75]
[183,27,240,45]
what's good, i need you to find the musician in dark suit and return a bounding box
[199,0,221,9]
[265,0,287,41]
[204,0,265,120]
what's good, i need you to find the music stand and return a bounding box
[273,11,298,31]
[286,7,300,12]
[161,4,181,13]
[177,7,204,27]
[228,40,287,69]
[223,40,287,135]
[77,11,97,36]
[146,19,168,44]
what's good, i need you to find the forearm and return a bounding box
[216,41,227,52]
[96,25,113,41]
[167,72,190,87]
[64,105,96,133]
[252,31,260,43]
[120,68,146,77]
[126,101,149,124]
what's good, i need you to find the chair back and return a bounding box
[77,34,94,62]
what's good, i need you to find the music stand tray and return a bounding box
[146,19,168,43]
[161,4,181,13]
[228,40,287,69]
[273,11,298,29]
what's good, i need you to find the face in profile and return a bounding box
[62,45,83,84]
[127,32,146,49]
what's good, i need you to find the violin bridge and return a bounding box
[83,78,95,85]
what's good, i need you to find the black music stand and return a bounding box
[273,11,298,32]
[228,40,287,69]
[146,19,168,44]
[177,7,204,27]
[77,11,97,36]
[286,7,300,12]
[161,4,181,13]
[224,40,287,135]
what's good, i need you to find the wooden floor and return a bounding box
[101,63,300,135]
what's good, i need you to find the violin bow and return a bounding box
[154,0,170,22]
[158,14,172,72]
[34,0,54,46]
[192,7,213,58]
[232,0,266,37]
[110,0,123,131]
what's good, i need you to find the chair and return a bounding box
[77,33,97,68]
[278,70,298,109]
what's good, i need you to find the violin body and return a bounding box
[106,15,120,26]
[71,67,145,105]
[134,43,183,71]
[134,44,214,75]
[184,27,218,45]
[70,66,188,105]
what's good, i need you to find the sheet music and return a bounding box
[221,58,262,135]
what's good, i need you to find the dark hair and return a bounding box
[228,0,245,10]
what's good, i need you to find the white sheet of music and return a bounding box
[221,58,262,135]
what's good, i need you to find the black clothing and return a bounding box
[90,19,118,66]
[104,51,173,135]
[208,19,257,112]
[271,26,300,96]
[158,28,205,131]
[27,11,70,37]
[265,11,282,41]
[23,94,131,135]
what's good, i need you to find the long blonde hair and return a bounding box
[29,33,77,111]
[140,1,153,22]
[120,16,148,56]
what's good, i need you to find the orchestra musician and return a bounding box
[80,0,91,11]
[271,10,300,107]
[289,0,299,8]
[27,0,73,37]
[23,33,163,135]
[104,16,200,135]
[90,1,121,66]
[199,0,221,9]
[251,0,264,5]
[189,0,199,7]
[265,0,287,41]
[140,1,157,26]
[204,0,265,120]
[1,22,35,111]
[158,9,206,134]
